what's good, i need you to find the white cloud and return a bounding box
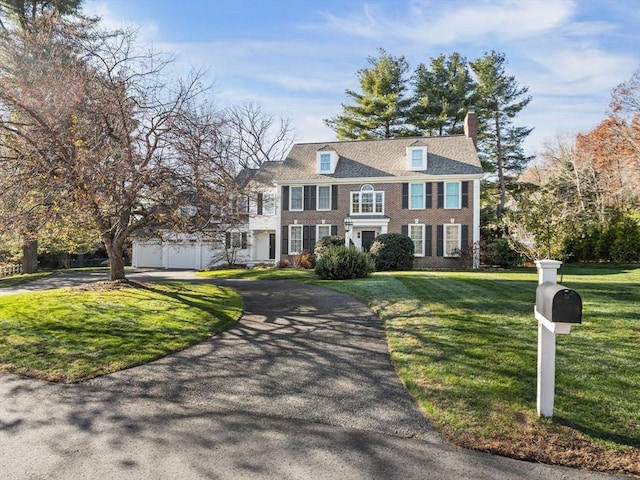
[319,0,575,45]
[83,0,158,41]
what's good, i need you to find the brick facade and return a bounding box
[280,180,476,269]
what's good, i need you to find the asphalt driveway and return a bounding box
[0,270,627,479]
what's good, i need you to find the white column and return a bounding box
[535,259,562,417]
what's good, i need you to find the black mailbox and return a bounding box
[536,282,582,324]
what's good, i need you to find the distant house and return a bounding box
[133,112,483,269]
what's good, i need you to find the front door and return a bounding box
[361,231,376,252]
[269,233,276,260]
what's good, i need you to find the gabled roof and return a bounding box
[243,161,283,188]
[273,135,483,182]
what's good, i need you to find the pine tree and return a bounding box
[470,51,532,218]
[324,48,412,139]
[410,52,476,136]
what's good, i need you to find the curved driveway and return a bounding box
[0,270,625,479]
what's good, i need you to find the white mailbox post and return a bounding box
[534,259,582,418]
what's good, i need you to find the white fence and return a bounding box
[0,264,22,278]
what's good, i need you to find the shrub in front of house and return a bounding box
[314,235,345,260]
[314,245,375,280]
[369,233,414,271]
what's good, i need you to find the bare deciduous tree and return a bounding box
[0,13,233,280]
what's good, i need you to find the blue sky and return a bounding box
[84,0,640,158]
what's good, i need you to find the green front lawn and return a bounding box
[0,282,242,382]
[311,265,639,475]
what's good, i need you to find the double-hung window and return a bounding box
[409,183,424,209]
[319,154,331,173]
[290,186,303,211]
[351,184,384,214]
[289,225,303,254]
[316,224,331,240]
[445,182,461,209]
[409,224,425,256]
[263,192,275,215]
[407,147,427,170]
[444,224,461,257]
[317,186,331,211]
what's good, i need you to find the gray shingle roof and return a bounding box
[273,135,483,182]
[246,161,284,188]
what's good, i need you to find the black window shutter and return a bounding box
[401,183,408,209]
[241,232,248,249]
[257,193,263,215]
[303,226,310,251]
[309,226,316,252]
[461,225,469,250]
[331,185,338,210]
[425,183,433,209]
[304,185,314,210]
[401,225,408,236]
[462,181,469,208]
[425,225,433,256]
[437,182,444,209]
[225,232,231,249]
[436,225,444,256]
[282,187,289,211]
[331,225,337,236]
[281,226,288,255]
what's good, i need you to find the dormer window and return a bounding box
[407,146,427,171]
[316,149,338,174]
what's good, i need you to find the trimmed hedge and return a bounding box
[314,245,375,280]
[370,233,414,271]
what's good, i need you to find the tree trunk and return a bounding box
[495,112,506,219]
[103,237,126,280]
[22,235,38,274]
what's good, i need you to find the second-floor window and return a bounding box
[409,183,424,209]
[445,182,461,209]
[317,186,331,211]
[351,184,384,214]
[290,186,303,211]
[263,192,275,215]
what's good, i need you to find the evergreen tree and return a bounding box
[0,0,82,30]
[324,48,412,139]
[410,52,476,136]
[470,51,532,218]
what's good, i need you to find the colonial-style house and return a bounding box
[133,112,483,269]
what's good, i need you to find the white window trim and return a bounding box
[316,185,332,211]
[316,224,332,241]
[290,186,303,212]
[350,190,385,215]
[316,150,338,174]
[444,181,462,210]
[289,224,303,254]
[444,223,461,257]
[409,182,425,210]
[406,146,427,171]
[409,224,425,257]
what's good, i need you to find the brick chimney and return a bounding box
[464,111,478,148]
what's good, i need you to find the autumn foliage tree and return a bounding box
[507,68,640,262]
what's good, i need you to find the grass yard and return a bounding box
[0,281,242,383]
[309,265,640,476]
